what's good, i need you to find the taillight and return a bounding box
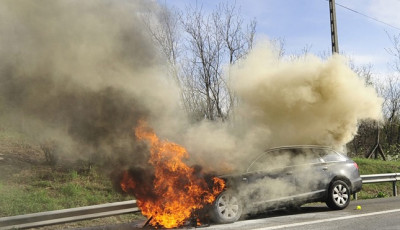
[353,162,359,170]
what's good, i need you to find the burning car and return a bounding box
[119,121,226,228]
[209,145,362,224]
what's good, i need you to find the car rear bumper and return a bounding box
[351,177,362,194]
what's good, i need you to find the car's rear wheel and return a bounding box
[326,180,350,210]
[210,191,242,224]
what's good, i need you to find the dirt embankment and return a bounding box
[0,136,45,180]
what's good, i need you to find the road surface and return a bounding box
[76,196,400,230]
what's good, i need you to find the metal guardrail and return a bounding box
[359,173,400,197]
[361,173,400,184]
[0,200,139,230]
[1,173,399,229]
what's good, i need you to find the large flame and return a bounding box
[120,120,225,228]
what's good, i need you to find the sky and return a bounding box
[158,0,400,76]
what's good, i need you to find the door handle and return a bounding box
[286,171,293,175]
[242,177,248,181]
[322,166,328,171]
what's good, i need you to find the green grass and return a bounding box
[353,157,400,199]
[0,161,143,229]
[0,128,135,218]
[354,157,400,174]
[0,166,132,217]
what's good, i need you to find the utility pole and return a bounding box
[329,0,339,54]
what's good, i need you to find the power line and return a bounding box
[327,0,400,31]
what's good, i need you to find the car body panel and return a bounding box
[217,145,362,213]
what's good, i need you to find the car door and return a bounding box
[291,148,329,200]
[317,149,348,187]
[244,149,297,206]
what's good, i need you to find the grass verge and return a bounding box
[0,129,143,229]
[353,157,400,199]
[0,166,132,217]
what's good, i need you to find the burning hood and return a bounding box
[119,120,225,228]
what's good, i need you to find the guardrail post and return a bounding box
[394,181,397,197]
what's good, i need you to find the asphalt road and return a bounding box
[76,197,400,230]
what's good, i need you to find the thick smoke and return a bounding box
[0,1,383,175]
[0,0,180,167]
[182,42,383,172]
[231,42,383,148]
[0,0,384,219]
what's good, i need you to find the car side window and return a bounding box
[317,149,346,162]
[307,156,324,164]
[293,148,322,165]
[247,150,292,172]
[246,148,336,172]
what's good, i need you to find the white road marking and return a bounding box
[253,208,400,230]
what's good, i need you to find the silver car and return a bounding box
[210,145,362,224]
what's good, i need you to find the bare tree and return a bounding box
[180,5,220,120]
[179,2,256,121]
[215,3,256,119]
[348,37,400,158]
[381,33,400,147]
[350,32,400,159]
[270,38,286,59]
[288,43,313,61]
[216,3,256,65]
[386,32,400,73]
[379,75,400,146]
[142,2,256,121]
[347,58,374,86]
[142,5,182,86]
[345,60,377,156]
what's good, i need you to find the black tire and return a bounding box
[326,180,351,210]
[210,191,242,224]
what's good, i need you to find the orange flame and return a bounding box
[120,120,225,228]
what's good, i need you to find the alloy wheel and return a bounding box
[217,193,240,219]
[332,183,349,206]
